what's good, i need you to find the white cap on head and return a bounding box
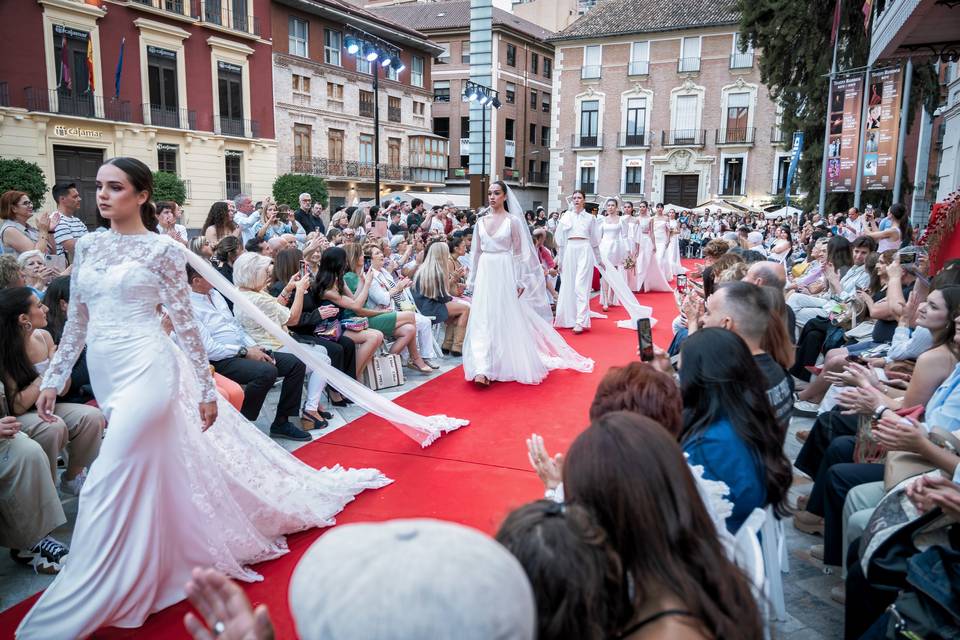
[289,519,536,640]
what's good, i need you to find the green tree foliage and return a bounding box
[738,0,939,210]
[273,173,328,210]
[152,171,187,205]
[0,158,49,210]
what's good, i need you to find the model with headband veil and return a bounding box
[17,158,466,639]
[463,180,593,386]
[598,196,629,312]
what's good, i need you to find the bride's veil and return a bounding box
[596,195,657,330]
[181,249,468,448]
[502,183,554,322]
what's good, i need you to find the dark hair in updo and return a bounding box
[103,157,157,231]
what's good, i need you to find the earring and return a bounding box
[21,321,33,333]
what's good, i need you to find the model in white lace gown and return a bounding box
[666,214,686,278]
[653,213,675,279]
[634,205,672,292]
[463,181,593,385]
[622,202,640,291]
[17,230,390,639]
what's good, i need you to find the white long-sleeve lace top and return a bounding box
[40,230,217,403]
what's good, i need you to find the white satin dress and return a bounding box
[598,216,628,307]
[463,217,592,384]
[17,231,390,639]
[634,216,671,292]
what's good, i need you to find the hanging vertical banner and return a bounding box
[785,131,804,213]
[826,73,864,193]
[862,66,903,191]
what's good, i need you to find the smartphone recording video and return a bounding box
[676,274,688,295]
[637,318,654,362]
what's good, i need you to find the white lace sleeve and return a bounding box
[156,241,217,403]
[40,236,89,393]
[467,224,483,289]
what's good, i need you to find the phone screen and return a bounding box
[637,318,654,362]
[898,252,917,264]
[676,274,687,294]
[299,260,307,277]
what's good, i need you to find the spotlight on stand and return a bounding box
[363,43,379,61]
[392,59,405,73]
[466,87,479,101]
[345,36,359,55]
[380,55,392,67]
[478,94,489,105]
[490,96,502,109]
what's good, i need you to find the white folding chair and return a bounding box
[760,504,789,622]
[732,508,766,600]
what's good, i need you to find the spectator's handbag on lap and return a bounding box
[363,349,405,390]
[855,405,925,465]
[341,317,369,332]
[884,425,960,491]
[314,318,342,340]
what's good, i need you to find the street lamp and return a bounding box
[463,80,501,202]
[344,27,403,204]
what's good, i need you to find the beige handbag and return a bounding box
[363,352,405,390]
[883,427,960,491]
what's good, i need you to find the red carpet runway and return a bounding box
[0,283,682,639]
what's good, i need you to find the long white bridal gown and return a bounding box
[598,215,628,308]
[634,215,672,292]
[666,219,686,277]
[17,231,391,639]
[463,216,593,384]
[653,216,675,279]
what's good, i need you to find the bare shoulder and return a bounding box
[916,346,958,370]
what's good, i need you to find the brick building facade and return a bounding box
[547,0,791,213]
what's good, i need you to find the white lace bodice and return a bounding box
[40,230,217,402]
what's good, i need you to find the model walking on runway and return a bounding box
[554,190,602,333]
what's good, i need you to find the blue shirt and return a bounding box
[927,363,960,433]
[683,417,767,534]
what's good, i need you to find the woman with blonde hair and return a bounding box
[413,241,470,356]
[253,198,296,242]
[232,252,334,431]
[348,207,367,240]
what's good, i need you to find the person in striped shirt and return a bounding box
[50,182,87,264]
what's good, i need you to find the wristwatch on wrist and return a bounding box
[237,346,248,359]
[873,405,889,421]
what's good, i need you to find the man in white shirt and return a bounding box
[51,182,87,264]
[232,194,259,245]
[185,264,310,441]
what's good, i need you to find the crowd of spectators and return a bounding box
[3,179,959,639]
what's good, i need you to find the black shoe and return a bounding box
[326,390,352,407]
[270,421,311,441]
[318,409,335,420]
[11,536,69,574]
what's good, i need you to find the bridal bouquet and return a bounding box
[623,256,636,270]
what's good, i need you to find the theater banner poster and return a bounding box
[862,66,903,191]
[826,74,864,193]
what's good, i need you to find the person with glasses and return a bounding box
[295,193,326,236]
[0,191,55,256]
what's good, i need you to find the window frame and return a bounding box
[324,28,341,66]
[288,16,308,58]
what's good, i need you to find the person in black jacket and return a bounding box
[294,192,325,236]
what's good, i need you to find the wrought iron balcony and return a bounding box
[203,0,261,36]
[581,65,601,80]
[143,104,197,129]
[527,171,547,184]
[678,57,701,73]
[572,133,603,148]
[578,181,596,195]
[661,129,706,147]
[770,126,787,144]
[503,167,520,182]
[26,87,133,122]
[290,157,445,184]
[387,106,401,122]
[619,131,650,147]
[359,101,374,117]
[624,182,644,195]
[447,166,469,180]
[130,0,201,19]
[730,52,754,69]
[716,127,756,145]
[215,115,260,138]
[628,60,649,76]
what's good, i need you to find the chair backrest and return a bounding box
[732,507,766,597]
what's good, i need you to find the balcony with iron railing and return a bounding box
[618,130,651,147]
[202,0,261,37]
[581,65,601,80]
[503,167,521,182]
[770,126,786,144]
[678,57,701,73]
[624,181,644,195]
[572,133,604,149]
[359,101,374,117]
[387,106,401,122]
[716,127,756,145]
[578,181,596,195]
[142,103,197,129]
[729,51,754,69]
[433,92,450,102]
[628,60,649,76]
[221,181,253,199]
[527,171,547,184]
[26,87,134,122]
[215,115,259,138]
[130,0,201,19]
[662,129,706,147]
[290,157,447,185]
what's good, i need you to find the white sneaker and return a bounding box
[60,469,87,497]
[794,400,821,415]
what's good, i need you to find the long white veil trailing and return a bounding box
[500,184,594,373]
[596,196,657,330]
[182,249,469,448]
